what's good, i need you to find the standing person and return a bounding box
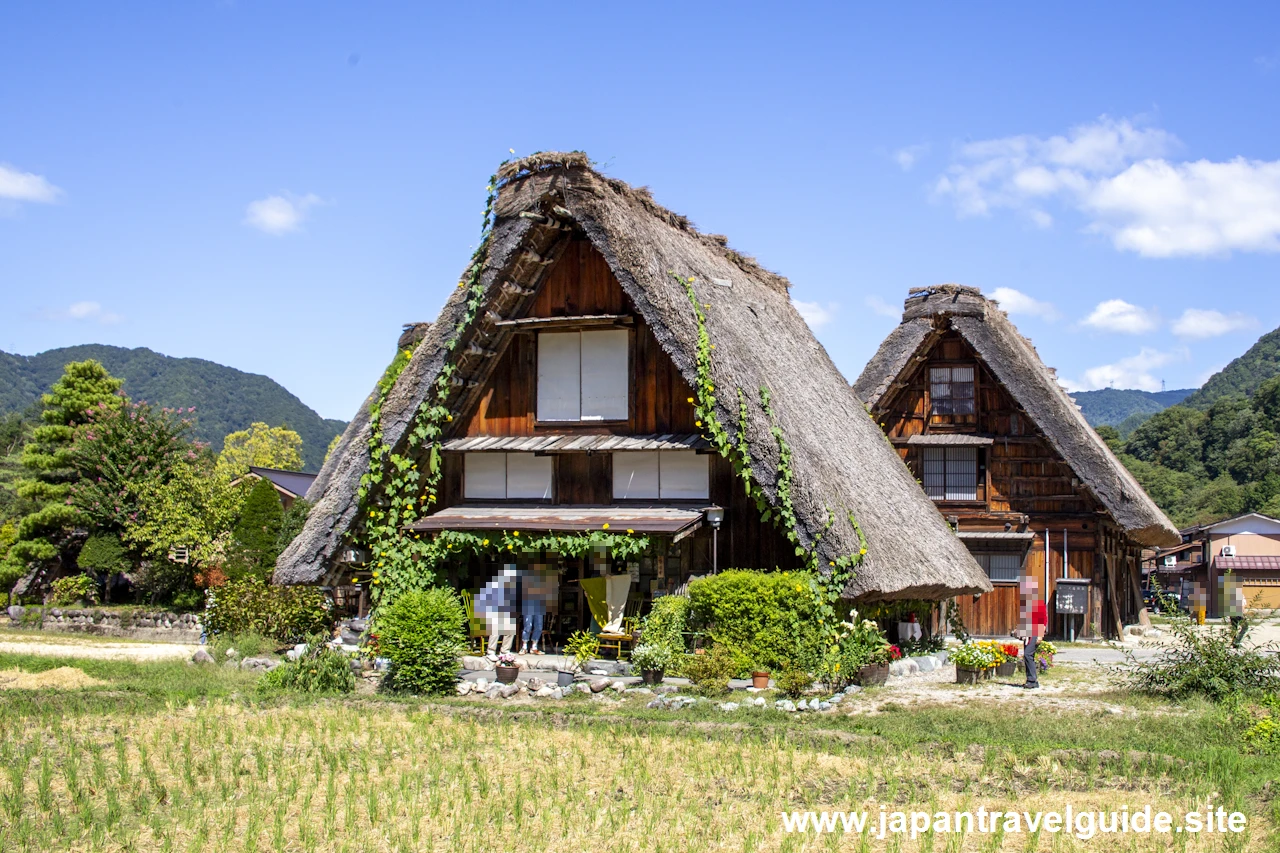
[476,566,518,661]
[518,564,558,655]
[1019,576,1047,689]
[1225,574,1249,649]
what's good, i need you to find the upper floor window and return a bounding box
[975,552,1021,583]
[922,446,978,501]
[613,451,709,500]
[930,365,975,415]
[537,330,629,422]
[464,453,553,500]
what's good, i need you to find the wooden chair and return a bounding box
[459,589,488,654]
[581,579,639,660]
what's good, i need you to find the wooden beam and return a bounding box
[494,314,635,331]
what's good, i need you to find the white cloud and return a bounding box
[1068,347,1186,392]
[934,116,1280,257]
[1171,308,1258,340]
[989,287,1060,321]
[243,192,323,235]
[0,163,62,204]
[47,301,123,325]
[1081,299,1159,334]
[894,144,929,172]
[864,295,901,319]
[792,299,838,329]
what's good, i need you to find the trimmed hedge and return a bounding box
[374,588,467,696]
[687,570,822,676]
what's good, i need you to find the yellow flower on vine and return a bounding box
[688,276,696,282]
[482,539,490,546]
[512,531,520,537]
[687,397,694,403]
[626,529,634,534]
[859,548,867,556]
[602,523,610,530]
[695,421,702,428]
[403,350,412,359]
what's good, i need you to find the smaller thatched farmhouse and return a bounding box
[276,154,988,638]
[854,285,1179,639]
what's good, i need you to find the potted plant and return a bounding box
[559,630,599,687]
[751,668,772,690]
[630,643,673,685]
[996,643,1020,677]
[950,642,995,684]
[495,652,520,684]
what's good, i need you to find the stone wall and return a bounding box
[5,606,202,642]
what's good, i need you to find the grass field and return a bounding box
[0,652,1275,852]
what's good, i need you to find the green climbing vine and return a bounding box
[671,271,868,632]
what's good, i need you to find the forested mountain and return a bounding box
[0,345,345,471]
[1070,387,1195,428]
[1183,325,1280,409]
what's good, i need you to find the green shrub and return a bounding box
[683,645,737,696]
[259,634,355,694]
[374,588,467,695]
[224,477,285,582]
[204,578,332,644]
[638,595,689,675]
[77,532,130,575]
[50,574,99,606]
[687,570,822,675]
[1114,611,1279,701]
[775,667,813,699]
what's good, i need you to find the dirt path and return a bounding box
[0,632,198,661]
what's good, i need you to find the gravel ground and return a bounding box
[0,632,199,661]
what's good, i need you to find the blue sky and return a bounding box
[4,2,1280,421]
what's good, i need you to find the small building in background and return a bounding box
[232,466,317,509]
[1144,512,1280,614]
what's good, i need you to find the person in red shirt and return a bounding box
[1019,577,1048,689]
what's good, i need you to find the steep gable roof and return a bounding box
[277,155,990,600]
[854,285,1180,548]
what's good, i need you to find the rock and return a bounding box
[499,684,520,699]
[631,687,652,695]
[589,677,611,693]
[843,685,862,695]
[286,644,309,662]
[647,698,664,709]
[745,686,762,693]
[717,702,739,712]
[239,657,273,672]
[533,685,555,698]
[7,605,24,620]
[915,656,936,674]
[775,699,797,712]
[819,702,832,711]
[750,697,766,707]
[609,680,627,692]
[473,677,489,691]
[1143,628,1163,639]
[225,648,239,659]
[935,650,950,665]
[828,693,843,704]
[588,669,609,676]
[484,684,505,700]
[575,682,592,695]
[550,687,565,699]
[1138,608,1152,628]
[525,676,546,692]
[1125,624,1144,637]
[888,661,906,676]
[905,660,920,676]
[455,682,473,696]
[191,649,215,665]
[654,684,679,694]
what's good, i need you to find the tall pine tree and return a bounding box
[3,361,124,589]
[223,476,284,581]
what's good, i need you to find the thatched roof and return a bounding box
[853,285,1180,548]
[276,154,990,600]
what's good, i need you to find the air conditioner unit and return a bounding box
[1162,555,1178,567]
[341,548,369,565]
[1221,545,1236,558]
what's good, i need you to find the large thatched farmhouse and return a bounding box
[854,285,1179,639]
[277,154,988,639]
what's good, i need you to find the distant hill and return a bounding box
[0,345,346,471]
[1068,387,1196,429]
[1183,325,1280,409]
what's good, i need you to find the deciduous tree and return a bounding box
[216,422,304,478]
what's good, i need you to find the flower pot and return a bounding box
[556,670,575,688]
[641,668,664,685]
[495,665,519,684]
[751,671,771,689]
[981,667,995,680]
[955,665,984,685]
[995,661,1017,677]
[855,663,889,687]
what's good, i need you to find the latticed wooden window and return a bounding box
[929,365,975,415]
[975,553,1022,583]
[922,446,978,501]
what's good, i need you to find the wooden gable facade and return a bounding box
[427,236,799,632]
[874,327,1143,638]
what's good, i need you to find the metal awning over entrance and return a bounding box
[406,505,706,540]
